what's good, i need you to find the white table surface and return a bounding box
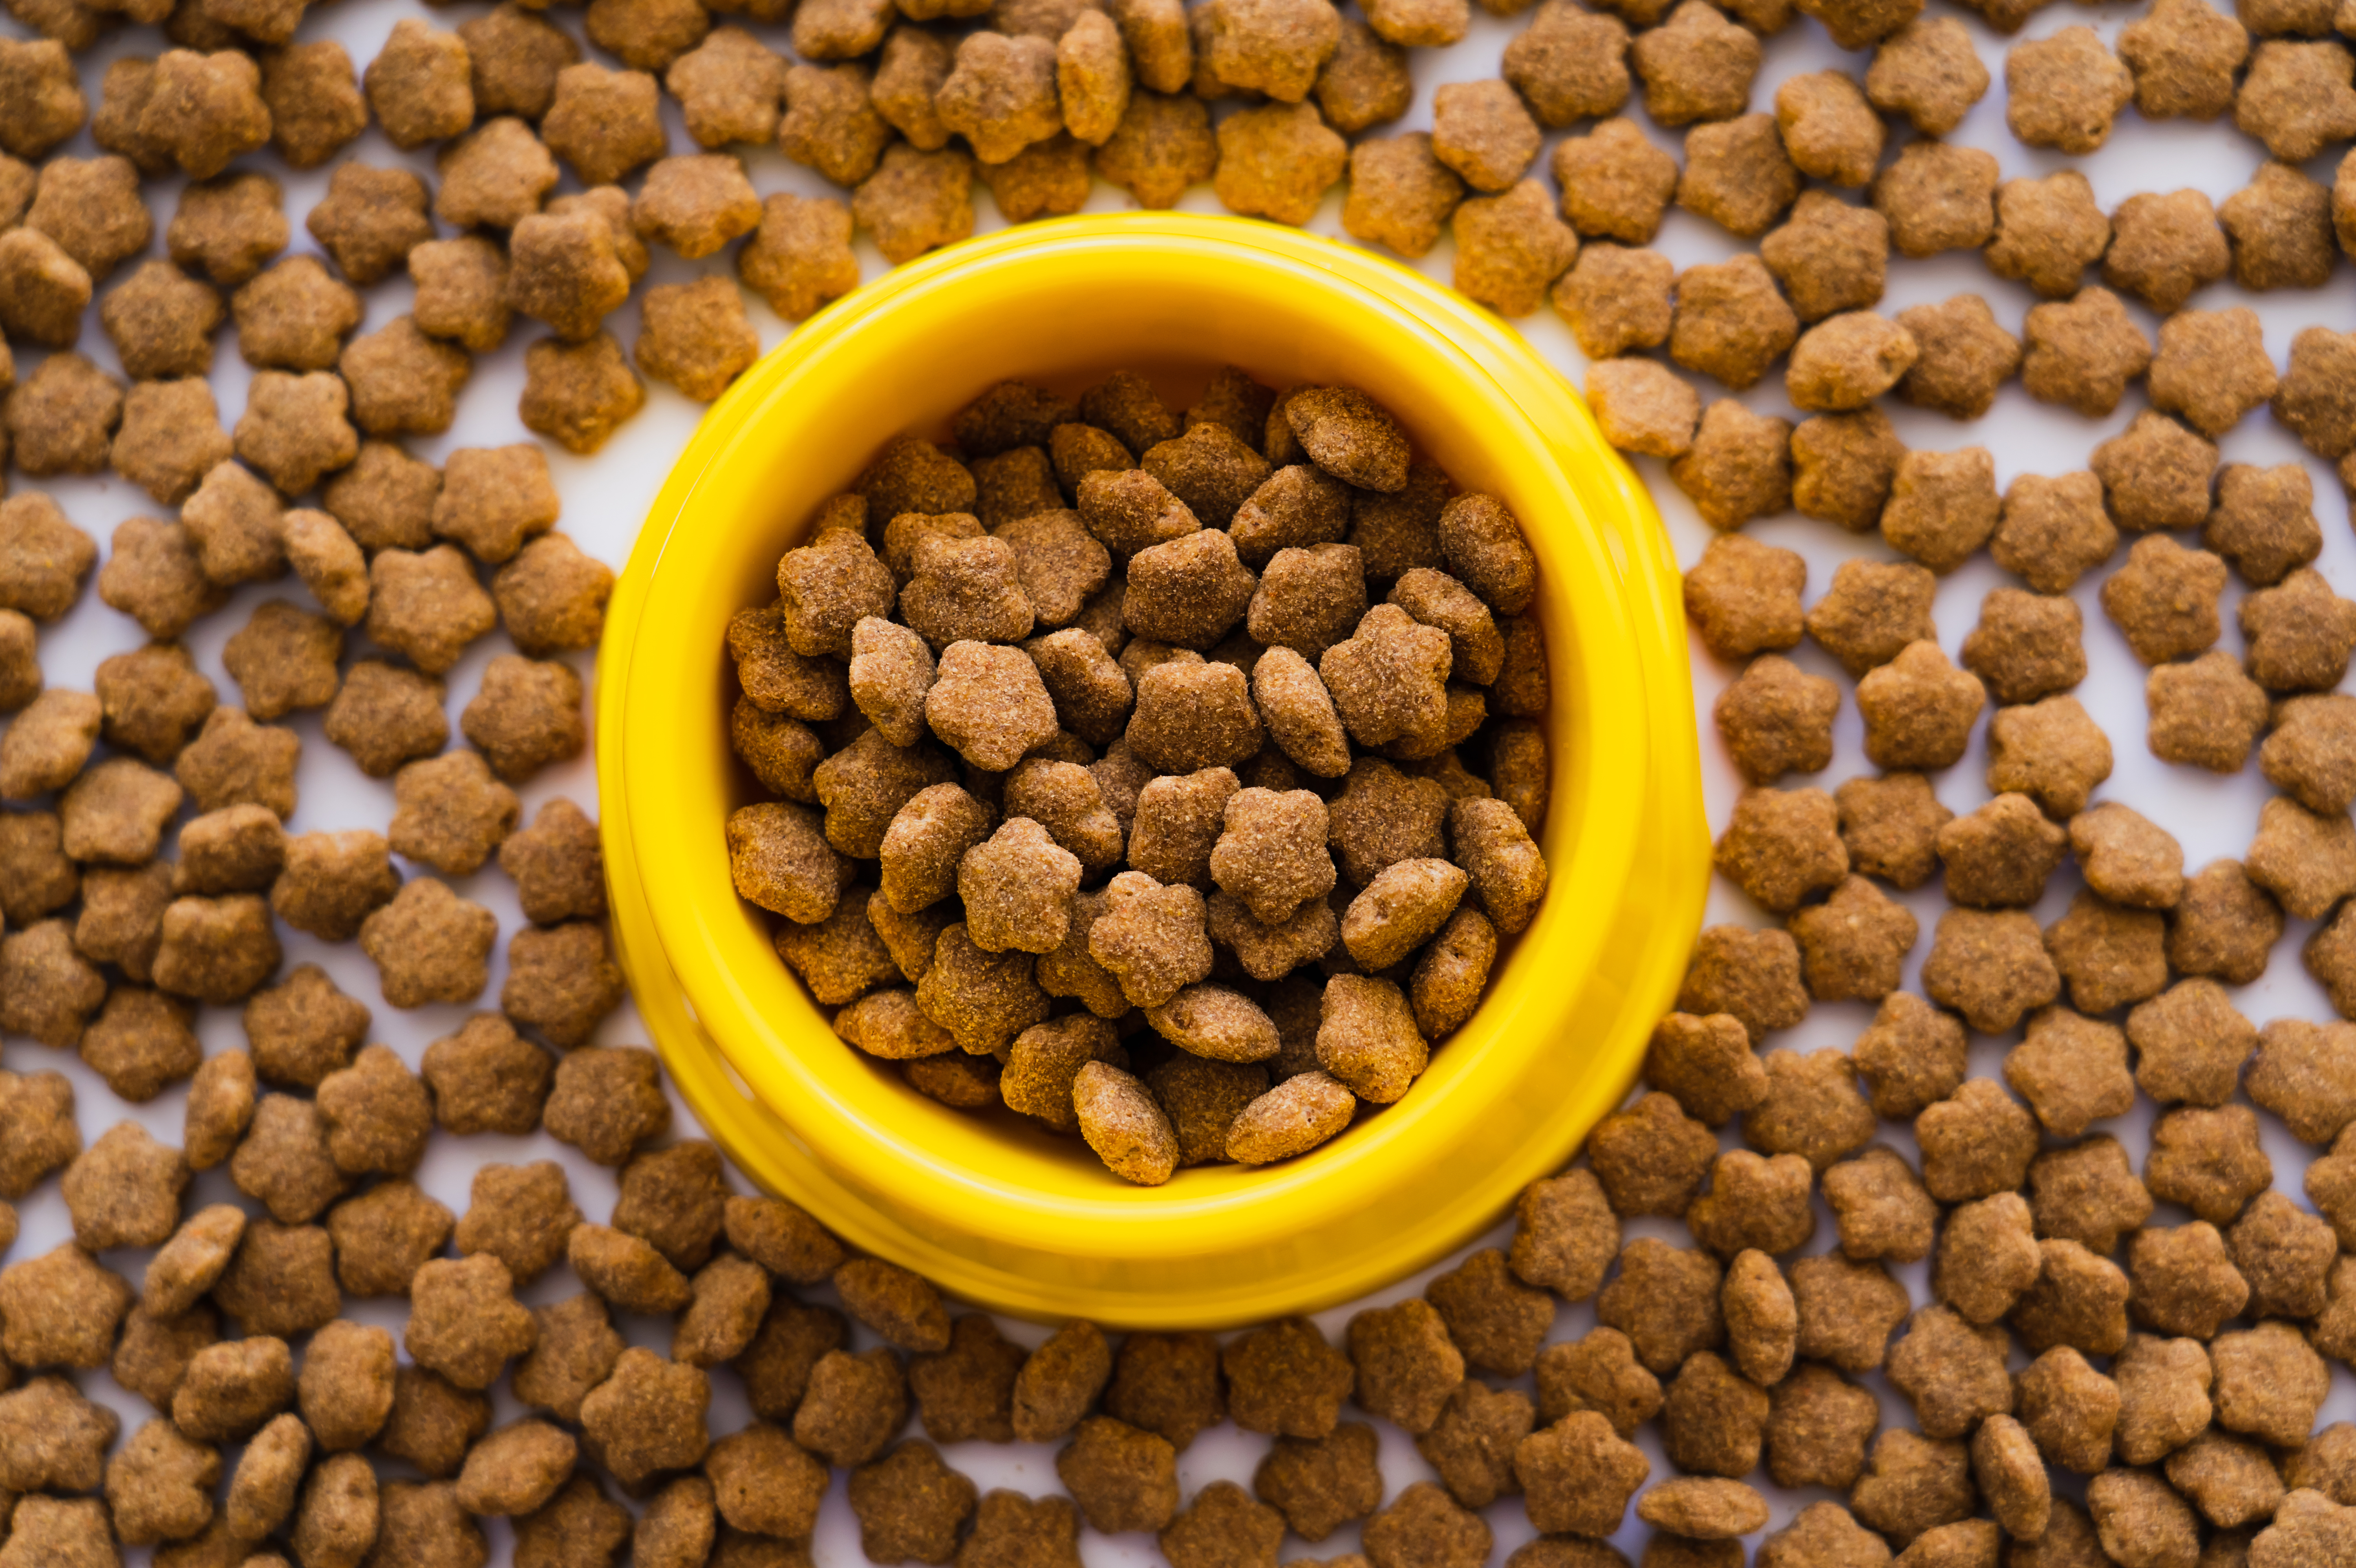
[7,0,2356,1561]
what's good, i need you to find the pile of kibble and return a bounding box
[2,0,2356,1555]
[724,371,1551,1183]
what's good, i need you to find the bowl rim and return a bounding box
[599,212,1709,1325]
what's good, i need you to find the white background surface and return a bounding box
[8,0,2356,1561]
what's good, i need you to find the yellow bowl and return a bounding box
[598,212,1708,1330]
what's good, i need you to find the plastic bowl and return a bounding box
[598,212,1707,1329]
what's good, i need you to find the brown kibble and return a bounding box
[391,750,520,878]
[1848,1429,1975,1546]
[1714,656,1836,786]
[452,1160,577,1291]
[634,155,763,263]
[1787,311,1918,413]
[1418,1384,1535,1513]
[231,1092,351,1224]
[1678,114,1800,240]
[848,1442,977,1565]
[1676,923,1808,1041]
[0,38,85,161]
[358,877,498,1009]
[1057,1414,1180,1534]
[1888,299,2018,427]
[2226,1188,2335,1320]
[58,755,185,869]
[0,225,90,351]
[1668,400,1794,532]
[2021,287,2153,418]
[309,1044,429,1180]
[404,1254,538,1396]
[507,210,630,344]
[1800,405,1913,534]
[1994,470,2119,596]
[461,655,585,783]
[2114,1338,2214,1473]
[433,119,558,236]
[1535,1328,1663,1444]
[2089,1470,2204,1568]
[305,164,434,289]
[1342,134,1467,260]
[359,20,472,148]
[217,601,338,724]
[1824,1144,1938,1262]
[501,920,625,1047]
[2250,791,2356,919]
[2104,189,2233,314]
[510,1292,626,1428]
[0,1066,80,1201]
[1557,246,1674,370]
[1922,907,2060,1034]
[2145,650,2268,773]
[1638,1016,1765,1133]
[2007,27,2134,152]
[266,830,399,951]
[2209,1319,2328,1446]
[2276,326,2356,463]
[1628,0,1759,126]
[1453,180,1579,317]
[2222,163,2336,292]
[1345,1298,1464,1438]
[576,1349,712,1489]
[2088,468,2217,594]
[1792,875,1918,1003]
[1961,589,2083,708]
[516,332,643,456]
[96,515,224,640]
[1551,116,1678,243]
[1983,171,2112,305]
[1670,254,1799,393]
[1684,535,1802,663]
[2242,567,2356,693]
[2120,0,2249,118]
[1872,140,1998,258]
[1222,1316,1354,1441]
[1858,641,1985,771]
[1688,1148,1816,1263]
[93,643,217,771]
[4,353,123,478]
[1635,1478,1770,1542]
[2017,1130,2149,1252]
[2201,461,2319,590]
[172,1332,293,1442]
[788,1348,906,1469]
[1596,1236,1725,1376]
[1714,786,1846,912]
[182,1050,256,1174]
[1807,559,1935,680]
[947,805,1079,951]
[2146,1104,2274,1224]
[165,172,287,291]
[2165,1429,2284,1530]
[2237,38,2356,159]
[0,686,97,799]
[1911,1080,2040,1208]
[1775,69,1881,186]
[102,263,221,387]
[668,26,787,149]
[2006,1005,2134,1139]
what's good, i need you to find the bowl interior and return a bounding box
[620,226,1648,1259]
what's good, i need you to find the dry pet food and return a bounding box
[728,371,1546,1181]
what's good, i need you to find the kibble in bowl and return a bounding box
[602,214,1705,1326]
